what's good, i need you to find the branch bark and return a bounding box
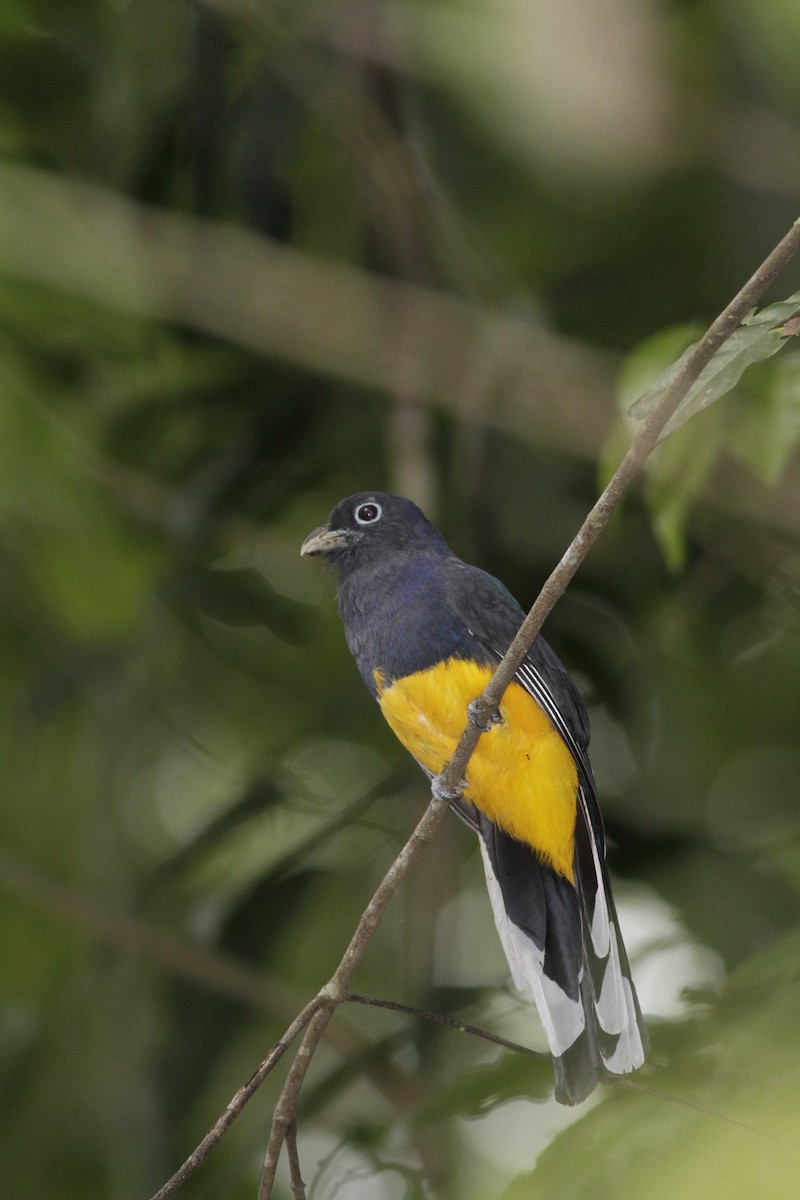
[151,215,800,1200]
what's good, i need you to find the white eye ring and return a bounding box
[354,501,382,525]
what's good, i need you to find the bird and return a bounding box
[301,491,648,1105]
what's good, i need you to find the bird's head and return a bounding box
[300,492,449,573]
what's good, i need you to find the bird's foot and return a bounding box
[431,772,466,804]
[468,699,502,732]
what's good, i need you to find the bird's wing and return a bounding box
[441,557,648,1102]
[441,559,591,757]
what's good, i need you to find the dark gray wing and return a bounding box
[442,559,592,783]
[441,556,648,1103]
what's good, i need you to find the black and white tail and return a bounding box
[476,794,648,1106]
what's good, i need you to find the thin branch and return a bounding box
[350,993,798,1147]
[0,843,436,1149]
[148,996,325,1200]
[436,216,800,797]
[257,792,453,1197]
[142,786,453,1200]
[285,1121,307,1200]
[346,992,549,1061]
[258,1006,334,1199]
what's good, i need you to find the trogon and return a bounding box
[301,491,648,1105]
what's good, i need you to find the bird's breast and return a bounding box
[374,659,578,882]
[339,562,469,691]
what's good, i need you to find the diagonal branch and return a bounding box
[436,216,800,797]
[256,788,455,1197]
[149,996,326,1200]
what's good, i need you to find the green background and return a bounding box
[1,2,800,1197]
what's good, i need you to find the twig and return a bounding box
[256,793,453,1197]
[258,1007,332,1199]
[149,996,325,1200]
[285,1121,306,1200]
[350,994,798,1146]
[346,992,549,1062]
[0,843,439,1169]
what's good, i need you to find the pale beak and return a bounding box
[300,524,352,557]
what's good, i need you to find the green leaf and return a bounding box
[727,352,800,485]
[601,324,702,493]
[630,290,800,434]
[644,406,722,571]
[607,326,723,569]
[616,324,704,413]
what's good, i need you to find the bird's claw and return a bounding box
[468,699,501,732]
[432,773,466,804]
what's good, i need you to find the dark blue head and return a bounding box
[301,493,463,688]
[300,492,450,576]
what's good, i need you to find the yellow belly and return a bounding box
[375,659,577,881]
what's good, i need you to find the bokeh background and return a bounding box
[2,1,800,1197]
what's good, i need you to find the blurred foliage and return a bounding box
[1,1,800,1198]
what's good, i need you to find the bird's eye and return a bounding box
[354,501,382,525]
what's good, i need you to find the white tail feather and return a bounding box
[478,839,585,1057]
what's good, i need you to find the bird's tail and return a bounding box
[477,810,648,1105]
